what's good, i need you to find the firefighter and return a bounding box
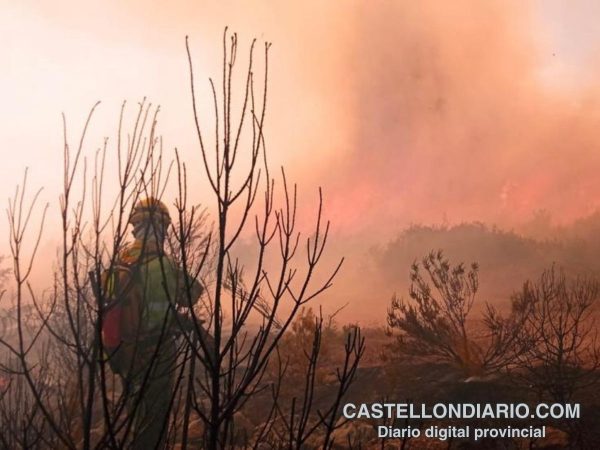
[104,197,203,449]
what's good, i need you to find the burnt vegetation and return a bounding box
[386,251,527,377]
[1,30,600,450]
[386,252,600,449]
[0,30,363,449]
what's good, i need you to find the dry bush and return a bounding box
[511,266,600,402]
[387,250,528,377]
[0,29,364,450]
[269,307,346,392]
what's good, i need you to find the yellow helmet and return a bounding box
[129,197,171,228]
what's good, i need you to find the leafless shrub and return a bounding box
[0,28,363,450]
[511,266,600,403]
[262,311,364,449]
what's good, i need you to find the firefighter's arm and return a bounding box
[175,270,203,308]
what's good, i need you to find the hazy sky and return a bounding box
[3,1,600,319]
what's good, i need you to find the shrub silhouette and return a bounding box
[387,250,528,377]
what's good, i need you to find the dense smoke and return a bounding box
[3,1,600,322]
[310,1,600,237]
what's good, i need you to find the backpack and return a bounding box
[96,247,198,375]
[100,260,143,375]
